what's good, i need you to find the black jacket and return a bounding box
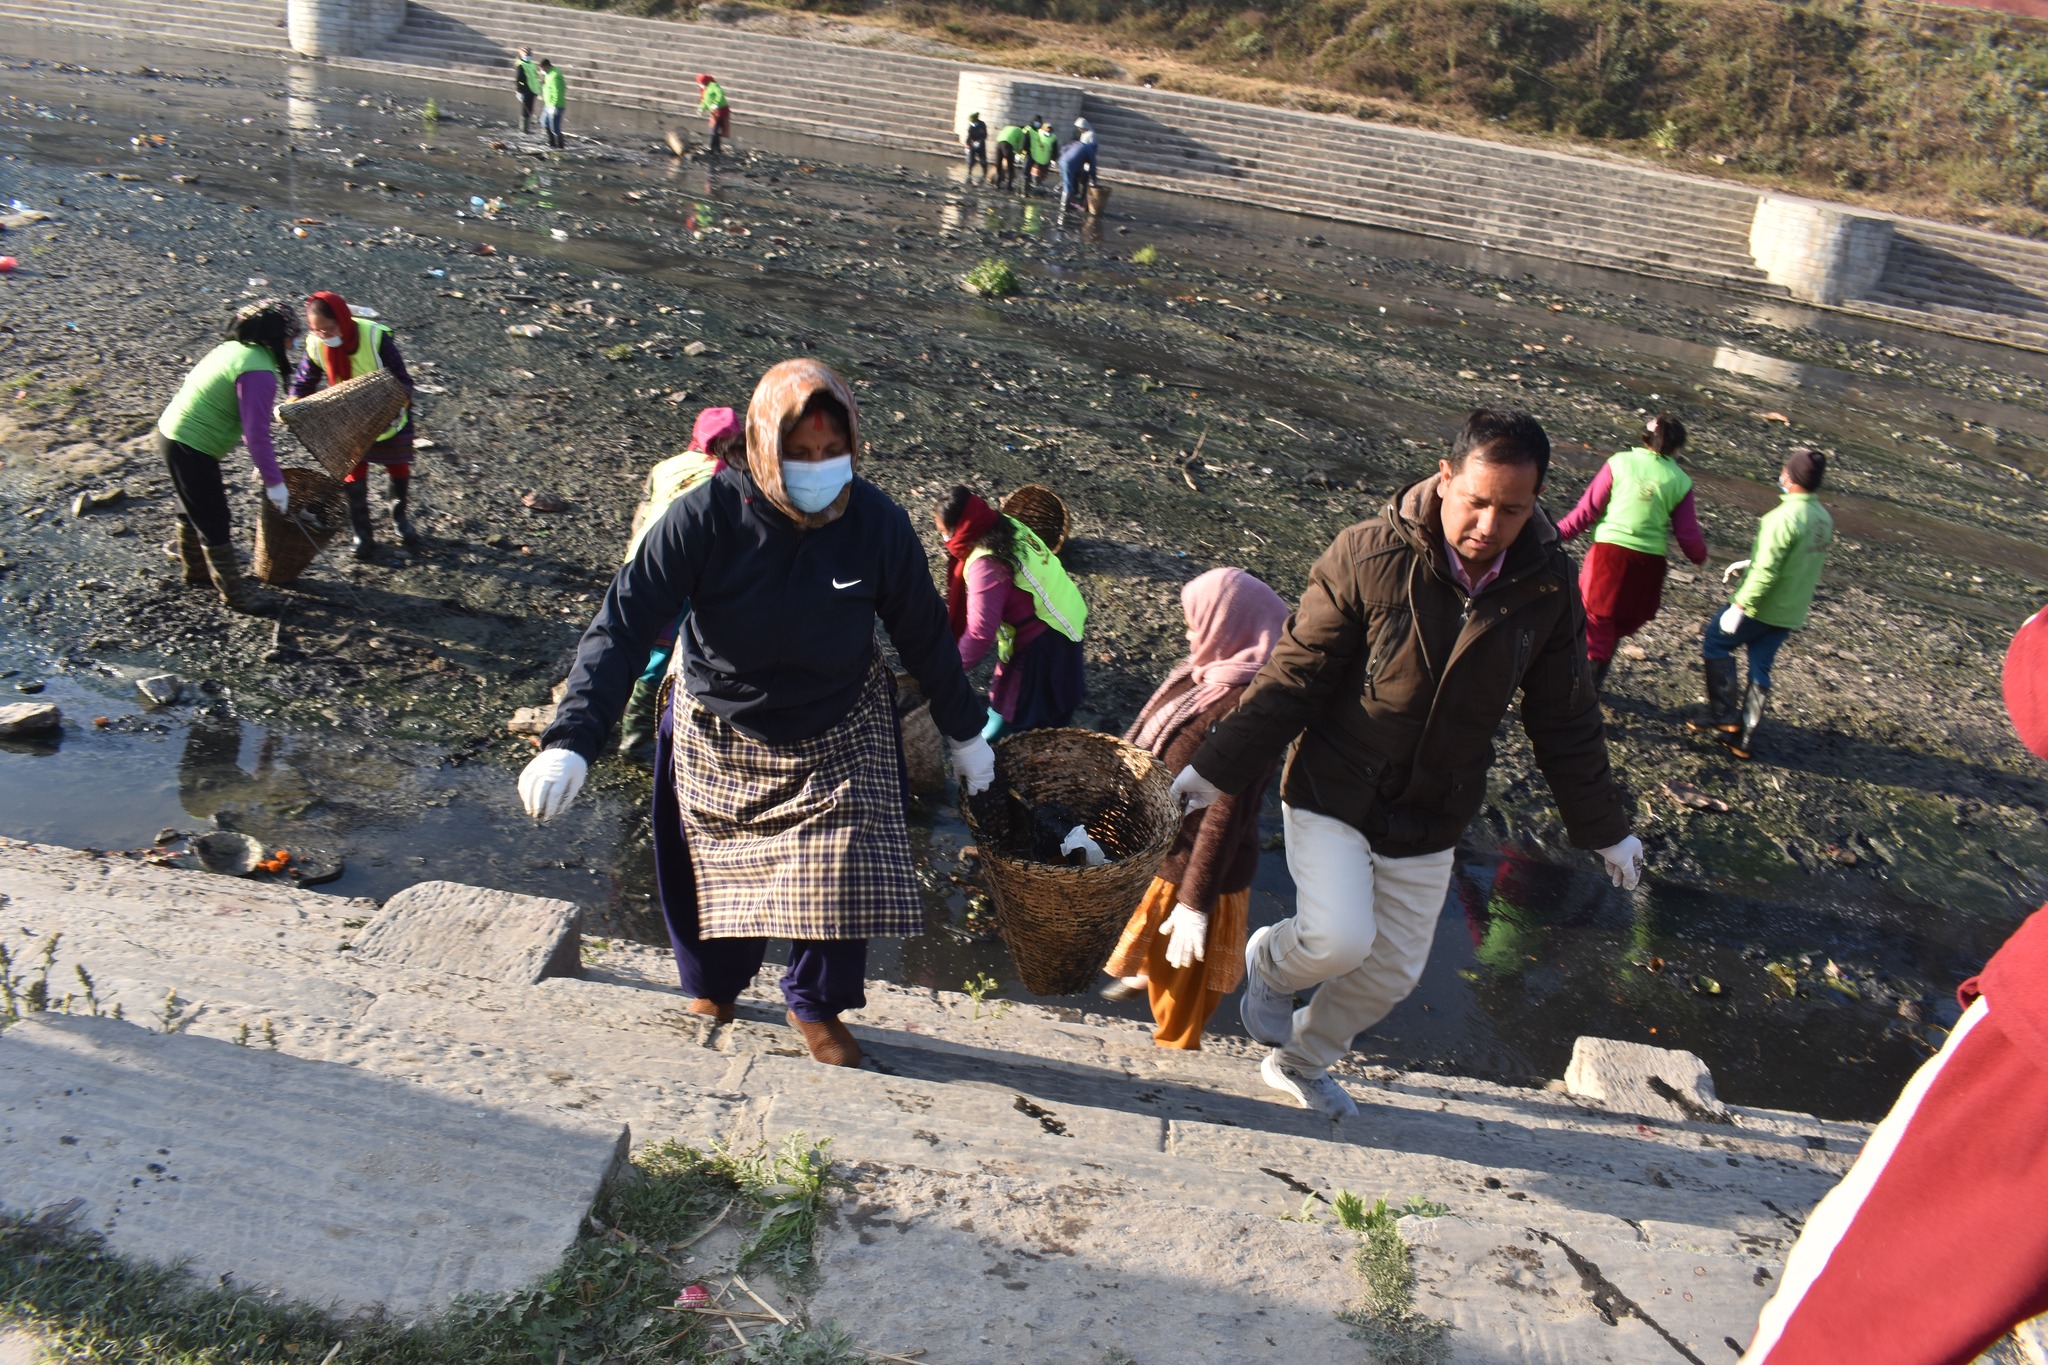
[544,465,985,758]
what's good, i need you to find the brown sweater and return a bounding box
[1148,680,1277,914]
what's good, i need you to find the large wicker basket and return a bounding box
[1001,484,1068,555]
[253,467,349,584]
[278,370,409,480]
[893,672,947,795]
[962,728,1180,996]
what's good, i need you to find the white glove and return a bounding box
[518,747,588,821]
[1717,604,1745,635]
[948,734,995,797]
[1170,765,1223,811]
[1162,903,1208,969]
[265,482,290,514]
[1721,559,1751,585]
[1597,835,1645,891]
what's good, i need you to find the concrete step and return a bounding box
[0,836,1850,1358]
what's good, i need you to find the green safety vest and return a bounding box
[543,69,566,107]
[970,517,1087,663]
[995,125,1026,150]
[699,81,727,112]
[624,449,720,562]
[157,341,279,459]
[1733,493,1833,631]
[1027,127,1055,165]
[1590,446,1694,556]
[302,319,406,443]
[516,57,539,94]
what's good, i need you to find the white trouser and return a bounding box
[1258,804,1456,1074]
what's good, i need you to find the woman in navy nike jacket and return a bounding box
[519,358,996,1067]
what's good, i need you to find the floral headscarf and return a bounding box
[743,358,861,529]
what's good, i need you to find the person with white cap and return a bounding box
[1058,129,1099,215]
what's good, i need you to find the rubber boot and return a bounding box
[1687,657,1742,733]
[617,674,661,764]
[1725,682,1769,760]
[346,480,376,561]
[786,1010,861,1067]
[202,543,274,615]
[388,473,421,550]
[170,519,209,586]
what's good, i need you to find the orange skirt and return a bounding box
[1103,877,1250,1050]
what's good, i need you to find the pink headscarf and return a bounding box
[690,406,741,459]
[1126,567,1291,755]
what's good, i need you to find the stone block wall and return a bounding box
[1749,195,1896,305]
[288,0,405,57]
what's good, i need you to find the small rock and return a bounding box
[1304,469,1334,489]
[68,487,125,517]
[506,323,545,338]
[1564,1036,1727,1123]
[0,702,61,736]
[15,679,45,694]
[1619,643,1649,661]
[1662,779,1729,813]
[136,674,184,706]
[507,704,557,736]
[682,340,710,357]
[522,491,568,512]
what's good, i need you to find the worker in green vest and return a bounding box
[539,59,566,149]
[1555,412,1709,690]
[1025,116,1057,194]
[155,300,295,614]
[1691,447,1834,759]
[696,73,730,155]
[993,122,1027,191]
[289,291,419,561]
[512,47,541,135]
[938,486,1088,737]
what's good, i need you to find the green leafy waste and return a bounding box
[963,258,1018,298]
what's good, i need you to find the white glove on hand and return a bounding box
[1170,765,1223,811]
[1162,903,1208,969]
[948,734,996,796]
[265,482,290,514]
[1717,604,1745,635]
[518,747,588,821]
[1597,834,1645,891]
[1721,558,1751,585]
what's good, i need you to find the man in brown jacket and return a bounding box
[1173,410,1645,1118]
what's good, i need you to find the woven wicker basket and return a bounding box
[893,673,948,795]
[962,728,1180,996]
[253,467,348,584]
[1002,484,1068,554]
[278,370,408,480]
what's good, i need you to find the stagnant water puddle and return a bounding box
[3,28,2045,1119]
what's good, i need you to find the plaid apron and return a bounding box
[671,659,920,940]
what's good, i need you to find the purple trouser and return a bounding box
[652,690,868,1022]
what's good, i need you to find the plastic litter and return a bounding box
[506,323,545,337]
[551,228,569,240]
[0,258,15,274]
[1059,825,1108,868]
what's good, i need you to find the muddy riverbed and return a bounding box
[2,29,2045,1119]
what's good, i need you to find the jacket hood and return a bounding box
[1387,473,1559,582]
[744,358,861,529]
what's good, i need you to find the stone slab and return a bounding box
[355,879,581,984]
[809,1164,1367,1365]
[0,704,60,737]
[1565,1036,1728,1125]
[1401,1214,1775,1363]
[0,1015,628,1318]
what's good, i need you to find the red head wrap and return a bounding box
[943,493,1001,640]
[307,291,359,386]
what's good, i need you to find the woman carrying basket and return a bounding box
[938,486,1088,740]
[1555,413,1708,690]
[1101,568,1290,1048]
[289,291,419,561]
[155,299,295,614]
[519,359,996,1068]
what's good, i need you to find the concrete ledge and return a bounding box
[1749,194,1894,305]
[354,879,581,984]
[288,0,403,56]
[0,1014,628,1318]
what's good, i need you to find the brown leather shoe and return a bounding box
[786,1010,861,1067]
[687,998,734,1024]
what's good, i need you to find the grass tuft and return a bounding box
[963,257,1019,298]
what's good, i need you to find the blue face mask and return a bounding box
[781,455,853,514]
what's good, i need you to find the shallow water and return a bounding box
[3,29,2045,1119]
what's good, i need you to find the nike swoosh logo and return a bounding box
[832,578,863,590]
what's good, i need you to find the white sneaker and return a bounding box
[1261,1051,1359,1120]
[1239,925,1295,1047]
